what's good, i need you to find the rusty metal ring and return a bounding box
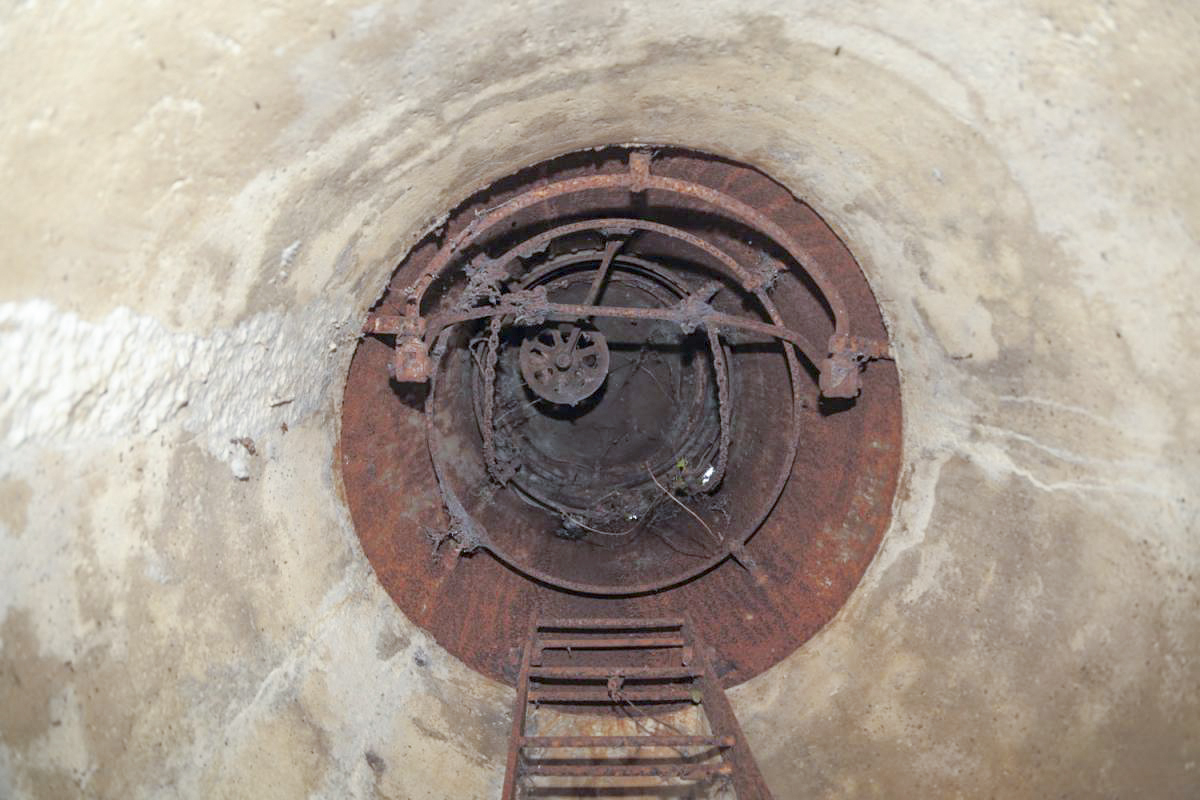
[474,251,723,522]
[422,241,803,597]
[341,146,903,686]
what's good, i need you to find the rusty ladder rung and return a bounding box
[535,634,686,650]
[521,735,735,748]
[523,762,734,779]
[527,686,696,704]
[532,635,688,666]
[528,665,703,680]
[536,617,685,630]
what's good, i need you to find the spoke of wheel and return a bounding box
[582,238,624,307]
[564,238,625,356]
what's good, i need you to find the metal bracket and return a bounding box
[819,333,892,399]
[364,313,431,382]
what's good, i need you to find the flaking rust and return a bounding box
[365,153,888,394]
[341,145,903,688]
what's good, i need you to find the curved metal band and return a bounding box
[424,216,824,369]
[405,157,848,338]
[494,217,758,287]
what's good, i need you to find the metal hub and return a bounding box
[490,252,720,527]
[518,325,610,405]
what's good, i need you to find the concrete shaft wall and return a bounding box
[1,1,1197,797]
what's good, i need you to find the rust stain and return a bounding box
[502,617,772,798]
[338,146,903,689]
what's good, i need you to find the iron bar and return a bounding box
[528,665,703,679]
[683,613,774,800]
[501,618,537,800]
[520,735,734,749]
[537,618,685,629]
[526,687,695,704]
[407,301,824,370]
[522,763,732,779]
[536,636,685,650]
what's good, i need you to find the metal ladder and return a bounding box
[501,616,773,799]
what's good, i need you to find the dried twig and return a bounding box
[562,514,639,538]
[645,463,721,546]
[610,689,693,760]
[494,397,544,425]
[652,528,711,559]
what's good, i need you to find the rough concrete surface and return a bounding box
[1,1,1197,798]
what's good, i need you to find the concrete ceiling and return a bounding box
[0,1,1197,797]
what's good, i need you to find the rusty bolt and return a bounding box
[629,151,652,192]
[819,354,861,398]
[820,333,890,398]
[392,337,433,383]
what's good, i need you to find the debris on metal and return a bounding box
[362,150,889,593]
[518,325,611,406]
[364,151,893,390]
[502,617,773,799]
[340,146,904,688]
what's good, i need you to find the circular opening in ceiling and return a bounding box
[340,145,902,686]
